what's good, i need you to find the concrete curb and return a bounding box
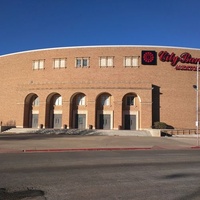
[1,146,200,154]
[22,147,152,153]
[191,146,200,149]
[0,149,23,153]
[20,146,200,152]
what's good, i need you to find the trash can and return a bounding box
[89,125,93,129]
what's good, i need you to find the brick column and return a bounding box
[113,100,122,130]
[62,100,70,129]
[38,100,46,128]
[17,102,25,128]
[87,100,96,129]
[140,102,152,129]
[139,86,153,129]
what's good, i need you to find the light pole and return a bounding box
[196,62,199,146]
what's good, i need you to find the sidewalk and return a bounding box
[0,133,199,153]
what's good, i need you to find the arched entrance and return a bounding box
[70,93,87,129]
[23,93,39,128]
[96,92,113,129]
[45,93,62,128]
[122,93,140,130]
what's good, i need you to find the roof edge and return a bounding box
[0,45,200,57]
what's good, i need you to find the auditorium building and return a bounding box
[0,45,199,130]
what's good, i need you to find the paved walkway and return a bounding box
[0,133,199,153]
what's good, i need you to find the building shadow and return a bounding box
[152,85,161,125]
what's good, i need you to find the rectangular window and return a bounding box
[125,57,132,67]
[76,59,82,67]
[127,96,135,106]
[76,58,90,68]
[124,56,139,67]
[82,59,88,67]
[99,57,114,67]
[54,58,66,69]
[33,60,45,70]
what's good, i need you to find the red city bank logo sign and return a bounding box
[141,51,157,65]
[158,51,200,71]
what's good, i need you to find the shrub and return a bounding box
[153,121,168,129]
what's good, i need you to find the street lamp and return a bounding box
[196,62,199,146]
[193,62,199,146]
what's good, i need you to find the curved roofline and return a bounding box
[0,45,200,57]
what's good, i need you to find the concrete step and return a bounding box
[93,130,152,136]
[2,128,152,136]
[3,128,39,134]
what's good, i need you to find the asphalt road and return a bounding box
[0,150,200,200]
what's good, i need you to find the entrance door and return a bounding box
[75,114,86,129]
[99,114,110,129]
[53,114,62,128]
[32,114,38,128]
[125,115,136,130]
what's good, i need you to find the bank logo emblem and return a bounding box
[142,51,157,65]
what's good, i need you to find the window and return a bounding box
[76,58,89,68]
[33,60,45,70]
[77,95,85,105]
[124,56,139,67]
[101,95,110,106]
[99,57,114,67]
[54,58,66,69]
[127,96,135,106]
[55,96,62,106]
[32,97,39,106]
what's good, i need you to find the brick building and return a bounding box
[0,45,199,130]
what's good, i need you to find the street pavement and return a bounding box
[0,132,199,153]
[1,150,200,200]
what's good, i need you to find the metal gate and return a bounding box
[125,114,136,130]
[99,114,111,129]
[53,114,62,129]
[32,114,38,128]
[75,114,86,129]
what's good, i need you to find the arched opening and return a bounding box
[122,93,140,130]
[70,93,87,129]
[45,93,62,128]
[23,93,39,128]
[95,92,113,129]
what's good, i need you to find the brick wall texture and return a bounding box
[0,46,199,130]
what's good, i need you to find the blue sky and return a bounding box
[0,0,200,55]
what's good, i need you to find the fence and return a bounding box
[161,129,197,135]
